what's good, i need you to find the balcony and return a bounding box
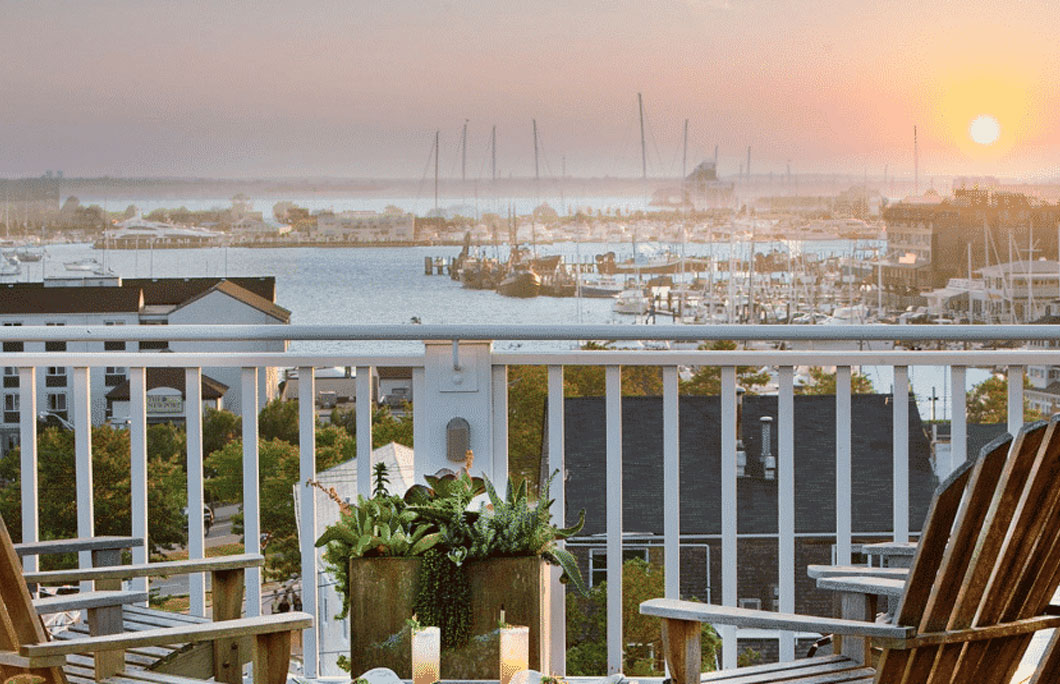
[0,323,1055,681]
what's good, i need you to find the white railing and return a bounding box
[1,324,1055,678]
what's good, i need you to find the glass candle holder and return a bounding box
[499,625,529,684]
[411,626,440,684]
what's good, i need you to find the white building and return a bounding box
[0,276,289,454]
[313,210,415,243]
[979,260,1060,323]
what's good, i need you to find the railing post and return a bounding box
[418,341,497,484]
[491,363,509,492]
[298,366,319,678]
[73,366,93,595]
[777,366,795,662]
[129,367,149,598]
[605,366,623,674]
[18,367,38,575]
[835,366,852,565]
[355,366,372,500]
[720,365,737,670]
[1008,365,1024,435]
[241,367,262,617]
[662,366,680,601]
[950,366,967,472]
[185,367,206,617]
[547,365,565,677]
[892,366,909,543]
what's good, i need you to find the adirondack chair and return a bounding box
[0,513,312,684]
[641,416,1060,683]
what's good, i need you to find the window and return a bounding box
[45,322,66,352]
[738,598,762,611]
[3,433,17,452]
[2,322,22,353]
[104,321,125,351]
[3,393,18,424]
[105,367,126,387]
[2,367,16,389]
[46,393,67,422]
[45,366,67,388]
[588,547,649,588]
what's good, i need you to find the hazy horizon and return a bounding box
[4,1,1060,181]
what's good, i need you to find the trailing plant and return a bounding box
[413,547,472,648]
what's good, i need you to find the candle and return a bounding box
[410,626,440,684]
[499,625,529,684]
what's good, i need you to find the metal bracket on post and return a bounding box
[452,339,461,371]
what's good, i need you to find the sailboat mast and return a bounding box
[434,130,440,212]
[682,118,688,179]
[491,125,497,182]
[532,119,539,183]
[638,92,647,180]
[461,120,468,183]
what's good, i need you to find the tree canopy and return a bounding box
[966,373,1040,424]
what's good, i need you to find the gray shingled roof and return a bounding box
[549,394,936,537]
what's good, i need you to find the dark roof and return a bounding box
[122,277,276,306]
[105,367,228,400]
[967,423,1009,462]
[0,284,143,315]
[378,367,414,379]
[170,280,291,323]
[551,394,936,537]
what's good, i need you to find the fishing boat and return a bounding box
[497,268,541,298]
[577,276,625,298]
[613,288,651,315]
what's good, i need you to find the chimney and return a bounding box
[760,416,775,480]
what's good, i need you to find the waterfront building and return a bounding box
[0,276,288,455]
[313,209,415,242]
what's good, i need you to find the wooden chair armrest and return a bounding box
[807,564,910,580]
[33,589,149,614]
[639,598,911,640]
[14,536,143,558]
[23,553,263,584]
[20,612,312,663]
[815,575,906,598]
[0,649,66,669]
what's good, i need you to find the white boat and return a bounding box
[613,288,650,315]
[0,257,20,276]
[103,215,225,245]
[65,258,103,272]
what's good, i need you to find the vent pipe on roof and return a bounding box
[760,416,775,480]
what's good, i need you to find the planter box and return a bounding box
[348,556,551,679]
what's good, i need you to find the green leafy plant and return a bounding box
[373,462,391,497]
[414,547,473,648]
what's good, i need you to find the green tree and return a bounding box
[796,367,875,395]
[966,373,1041,424]
[205,425,352,580]
[258,398,301,444]
[203,407,242,459]
[0,424,187,565]
[679,340,771,395]
[566,557,721,675]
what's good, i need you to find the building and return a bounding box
[0,276,289,455]
[551,393,935,661]
[106,367,228,424]
[313,210,415,243]
[881,188,1060,311]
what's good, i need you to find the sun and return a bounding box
[969,114,1001,145]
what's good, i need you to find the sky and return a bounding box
[2,0,1060,180]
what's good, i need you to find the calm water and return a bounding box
[10,242,984,418]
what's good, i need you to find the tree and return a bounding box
[205,425,352,580]
[566,557,721,675]
[966,373,1041,424]
[679,340,771,395]
[258,398,300,445]
[0,424,187,565]
[203,407,242,459]
[796,367,874,395]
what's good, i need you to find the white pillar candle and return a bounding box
[499,626,530,684]
[411,626,440,684]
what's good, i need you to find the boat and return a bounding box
[11,248,42,262]
[613,288,651,315]
[0,257,19,277]
[95,215,225,248]
[497,269,541,298]
[65,258,103,272]
[577,276,625,298]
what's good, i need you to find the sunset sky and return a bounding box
[2,0,1059,180]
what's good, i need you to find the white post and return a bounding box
[185,367,205,617]
[605,366,623,674]
[892,366,909,542]
[950,366,967,472]
[662,366,680,601]
[18,367,38,574]
[720,365,737,669]
[241,368,262,616]
[356,366,372,499]
[777,367,795,661]
[129,367,149,597]
[298,366,318,678]
[1008,366,1024,436]
[73,366,93,594]
[835,366,852,565]
[547,365,566,676]
[491,364,509,496]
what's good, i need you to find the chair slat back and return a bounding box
[0,514,67,684]
[874,418,1060,683]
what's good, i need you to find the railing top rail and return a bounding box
[0,323,1059,343]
